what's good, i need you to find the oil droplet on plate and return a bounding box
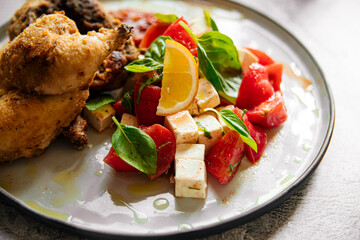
[26,201,70,221]
[178,223,193,231]
[127,180,166,196]
[293,156,302,163]
[95,170,103,176]
[153,198,169,210]
[218,216,224,221]
[302,143,312,152]
[26,161,37,178]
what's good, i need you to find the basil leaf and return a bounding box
[204,10,218,31]
[197,44,240,103]
[121,90,135,114]
[145,36,172,63]
[125,58,163,73]
[205,108,257,152]
[155,13,178,23]
[137,74,162,104]
[112,117,157,175]
[86,95,115,111]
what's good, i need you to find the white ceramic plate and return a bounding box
[0,0,334,238]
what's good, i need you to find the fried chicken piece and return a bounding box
[0,90,89,162]
[62,115,88,150]
[0,13,132,95]
[7,0,139,93]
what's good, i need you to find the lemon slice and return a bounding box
[156,40,199,116]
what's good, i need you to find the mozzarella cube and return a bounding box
[194,114,224,154]
[164,110,199,144]
[238,48,259,74]
[84,104,115,132]
[175,144,205,161]
[196,78,220,110]
[216,105,235,133]
[120,113,138,127]
[186,101,199,116]
[175,159,207,198]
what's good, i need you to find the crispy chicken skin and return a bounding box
[0,90,89,162]
[0,13,131,162]
[62,115,88,150]
[0,13,132,95]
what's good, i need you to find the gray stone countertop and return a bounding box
[1,0,360,239]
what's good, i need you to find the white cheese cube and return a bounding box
[238,48,259,74]
[186,101,199,116]
[164,110,199,144]
[120,113,138,127]
[196,78,220,110]
[215,105,235,133]
[175,144,205,161]
[194,114,224,154]
[175,159,207,199]
[84,104,115,132]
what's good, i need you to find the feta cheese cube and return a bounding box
[194,114,224,154]
[238,48,259,74]
[175,159,207,198]
[120,113,138,127]
[164,110,199,144]
[216,105,235,133]
[196,78,220,110]
[175,144,205,161]
[186,101,199,116]
[84,104,115,132]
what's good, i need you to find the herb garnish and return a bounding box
[121,90,135,114]
[204,10,218,31]
[157,141,172,151]
[111,117,157,175]
[155,13,178,23]
[125,36,172,73]
[136,74,162,104]
[188,187,200,190]
[196,122,212,139]
[228,154,245,176]
[86,94,115,111]
[179,21,242,104]
[205,108,257,152]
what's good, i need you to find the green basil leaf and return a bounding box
[112,117,157,175]
[145,36,172,63]
[125,58,163,73]
[86,95,115,111]
[137,74,162,104]
[198,31,241,72]
[155,13,178,23]
[121,90,135,114]
[204,10,218,31]
[197,44,240,103]
[205,108,257,152]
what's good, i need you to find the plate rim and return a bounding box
[0,0,335,239]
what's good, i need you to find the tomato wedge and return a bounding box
[139,21,172,49]
[234,108,267,164]
[244,47,275,66]
[140,124,176,179]
[246,91,287,128]
[163,17,198,57]
[205,130,245,184]
[236,63,274,110]
[266,62,283,91]
[104,147,139,172]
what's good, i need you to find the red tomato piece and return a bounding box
[205,130,245,184]
[236,63,274,110]
[139,21,172,49]
[244,47,275,66]
[112,92,134,117]
[266,62,283,91]
[140,124,176,179]
[104,147,139,172]
[246,91,287,128]
[233,108,267,164]
[163,17,198,57]
[134,79,164,126]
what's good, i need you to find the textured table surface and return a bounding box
[1,0,359,239]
